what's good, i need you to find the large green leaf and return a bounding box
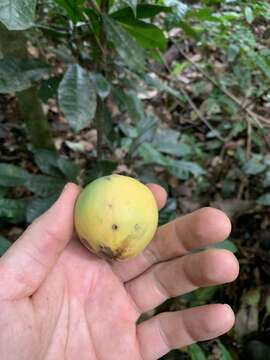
[103,15,145,73]
[125,90,145,123]
[118,19,167,50]
[0,58,49,93]
[0,236,12,256]
[0,187,8,198]
[122,0,137,15]
[91,73,111,99]
[33,149,63,177]
[138,143,170,166]
[85,160,118,184]
[38,75,62,102]
[129,116,158,155]
[0,0,37,30]
[0,163,30,187]
[58,64,97,132]
[54,0,84,23]
[112,4,171,20]
[26,175,66,197]
[32,149,79,181]
[26,194,59,223]
[153,129,192,157]
[57,157,79,182]
[0,198,27,222]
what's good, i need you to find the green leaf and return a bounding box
[144,74,186,101]
[82,7,101,34]
[0,0,37,30]
[57,157,79,182]
[103,15,145,73]
[184,286,219,307]
[245,6,254,24]
[0,236,12,256]
[138,4,172,18]
[112,4,171,20]
[217,341,234,360]
[187,7,220,22]
[118,19,167,50]
[58,64,97,132]
[168,160,205,180]
[91,73,111,99]
[33,149,62,177]
[243,157,266,175]
[38,75,62,102]
[129,116,159,155]
[209,239,238,253]
[138,143,170,166]
[26,194,59,223]
[188,344,207,360]
[266,296,270,315]
[179,20,200,40]
[125,90,145,123]
[227,44,240,62]
[0,163,30,187]
[85,160,118,184]
[0,198,27,222]
[26,175,66,197]
[54,0,84,23]
[119,123,138,138]
[122,0,137,16]
[111,86,128,111]
[158,197,177,225]
[164,0,187,19]
[0,187,8,197]
[0,58,49,93]
[32,149,79,181]
[257,193,270,206]
[153,129,192,157]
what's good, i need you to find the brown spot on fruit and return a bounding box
[112,224,118,230]
[79,236,94,252]
[97,245,116,259]
[97,237,130,261]
[134,224,140,231]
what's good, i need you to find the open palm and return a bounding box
[0,183,239,360]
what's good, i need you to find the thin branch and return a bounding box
[246,116,252,160]
[156,49,226,142]
[172,40,269,129]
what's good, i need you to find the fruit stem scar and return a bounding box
[112,224,118,230]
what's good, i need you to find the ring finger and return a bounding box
[125,249,239,313]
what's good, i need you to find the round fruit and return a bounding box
[74,174,158,260]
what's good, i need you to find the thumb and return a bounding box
[0,183,80,300]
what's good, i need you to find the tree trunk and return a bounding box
[0,24,55,150]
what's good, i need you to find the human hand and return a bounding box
[0,183,239,360]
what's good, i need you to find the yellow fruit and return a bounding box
[74,174,158,261]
